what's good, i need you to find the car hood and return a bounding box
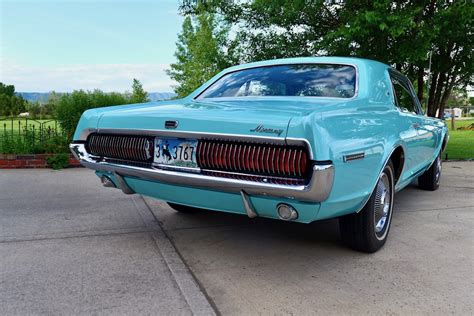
[95,98,348,139]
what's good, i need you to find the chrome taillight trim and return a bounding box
[70,142,334,203]
[86,134,154,162]
[196,139,309,179]
[77,128,313,159]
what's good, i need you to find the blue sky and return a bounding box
[0,0,183,92]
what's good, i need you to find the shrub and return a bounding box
[56,90,132,141]
[42,135,70,154]
[46,153,70,170]
[0,132,69,154]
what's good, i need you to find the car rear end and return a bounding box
[70,114,334,223]
[70,58,365,223]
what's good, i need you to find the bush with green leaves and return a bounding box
[0,132,69,155]
[56,80,149,141]
[46,153,70,170]
[56,90,131,141]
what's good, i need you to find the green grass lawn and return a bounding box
[0,117,59,135]
[444,118,474,160]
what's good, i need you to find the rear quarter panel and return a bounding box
[287,61,405,220]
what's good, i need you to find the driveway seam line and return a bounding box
[0,228,154,244]
[133,195,217,316]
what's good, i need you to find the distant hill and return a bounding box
[17,92,177,103]
[17,92,60,103]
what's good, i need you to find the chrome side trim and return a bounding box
[75,128,314,159]
[70,143,334,203]
[343,152,365,162]
[241,190,258,218]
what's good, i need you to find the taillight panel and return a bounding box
[196,139,310,179]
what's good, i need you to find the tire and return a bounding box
[418,153,441,191]
[339,161,395,253]
[167,202,202,214]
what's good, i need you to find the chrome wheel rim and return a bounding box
[374,172,391,237]
[435,156,442,184]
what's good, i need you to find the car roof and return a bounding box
[224,56,390,73]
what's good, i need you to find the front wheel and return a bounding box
[418,153,441,191]
[339,161,395,253]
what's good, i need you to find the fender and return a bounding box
[423,125,449,171]
[355,143,405,213]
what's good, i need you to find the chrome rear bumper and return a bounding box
[70,143,334,203]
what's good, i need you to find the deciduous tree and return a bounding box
[167,9,233,98]
[184,0,473,117]
[0,82,27,117]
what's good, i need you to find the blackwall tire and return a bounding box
[339,160,395,253]
[418,153,442,191]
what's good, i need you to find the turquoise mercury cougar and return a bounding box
[70,57,448,252]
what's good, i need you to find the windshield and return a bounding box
[197,64,356,99]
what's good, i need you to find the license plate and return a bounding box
[154,138,198,168]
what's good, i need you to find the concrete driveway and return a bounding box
[0,161,473,315]
[144,161,474,315]
[0,169,214,315]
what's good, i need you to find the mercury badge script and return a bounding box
[250,124,284,136]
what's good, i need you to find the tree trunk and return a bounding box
[437,72,456,119]
[407,64,415,81]
[417,66,424,105]
[438,86,452,119]
[427,72,439,117]
[433,72,446,117]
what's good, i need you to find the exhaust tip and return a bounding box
[277,203,298,221]
[100,175,116,188]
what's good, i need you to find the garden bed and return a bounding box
[0,153,81,169]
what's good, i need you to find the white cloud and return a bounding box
[0,60,176,92]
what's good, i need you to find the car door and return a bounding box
[389,71,436,176]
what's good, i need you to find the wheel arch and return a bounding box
[353,144,402,214]
[389,146,405,185]
[441,134,449,152]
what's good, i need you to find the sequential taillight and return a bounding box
[196,140,309,179]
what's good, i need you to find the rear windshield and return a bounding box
[197,64,356,99]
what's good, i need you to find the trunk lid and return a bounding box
[97,99,320,139]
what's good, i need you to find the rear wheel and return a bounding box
[339,161,395,253]
[418,153,441,191]
[167,202,202,214]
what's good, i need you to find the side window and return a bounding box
[391,77,419,115]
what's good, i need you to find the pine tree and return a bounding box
[130,78,149,103]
